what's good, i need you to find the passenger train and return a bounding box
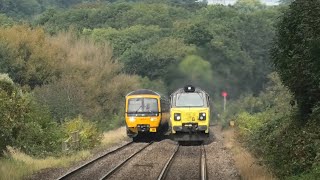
[125,89,170,140]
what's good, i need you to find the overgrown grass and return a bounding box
[223,127,275,180]
[287,165,320,180]
[0,126,129,180]
[236,110,320,179]
[0,147,90,180]
[100,127,128,146]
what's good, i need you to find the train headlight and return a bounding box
[150,117,157,121]
[129,117,136,122]
[174,113,181,121]
[199,112,206,121]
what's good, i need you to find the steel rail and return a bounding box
[200,145,207,180]
[57,141,134,180]
[100,142,154,180]
[157,145,180,180]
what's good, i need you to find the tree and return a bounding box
[176,55,214,91]
[278,0,294,5]
[0,74,62,156]
[271,0,320,118]
[0,25,61,88]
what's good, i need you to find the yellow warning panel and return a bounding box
[150,128,157,132]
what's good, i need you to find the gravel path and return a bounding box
[205,126,240,180]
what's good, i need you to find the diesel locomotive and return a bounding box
[125,89,170,139]
[169,85,210,141]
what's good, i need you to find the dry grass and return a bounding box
[0,126,129,180]
[101,126,129,146]
[223,128,276,180]
[0,147,90,180]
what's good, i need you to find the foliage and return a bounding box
[234,73,320,178]
[279,0,294,5]
[86,25,162,57]
[287,165,320,180]
[0,14,15,27]
[33,77,90,122]
[62,116,102,150]
[121,36,195,80]
[35,3,189,33]
[185,4,279,99]
[30,1,279,100]
[0,0,285,162]
[0,0,42,18]
[177,55,213,90]
[0,147,90,180]
[0,25,61,88]
[0,74,63,156]
[271,0,320,118]
[139,77,168,95]
[34,31,140,123]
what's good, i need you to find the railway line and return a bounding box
[27,126,239,180]
[57,141,153,180]
[99,142,153,180]
[158,144,208,180]
[57,140,207,180]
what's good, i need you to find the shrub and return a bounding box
[0,73,63,156]
[62,116,102,150]
[234,73,320,178]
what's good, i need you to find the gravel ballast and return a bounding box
[26,126,240,180]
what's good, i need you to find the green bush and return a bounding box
[15,103,64,156]
[0,73,63,156]
[235,79,320,178]
[62,116,102,150]
[236,112,264,138]
[287,165,320,180]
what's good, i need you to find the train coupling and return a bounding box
[137,124,150,132]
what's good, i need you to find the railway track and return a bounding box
[57,141,153,180]
[157,144,207,180]
[99,142,153,180]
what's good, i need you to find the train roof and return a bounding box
[126,89,161,97]
[170,86,209,96]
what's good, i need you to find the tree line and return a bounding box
[0,0,281,164]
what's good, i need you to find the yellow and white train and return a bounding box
[169,85,210,141]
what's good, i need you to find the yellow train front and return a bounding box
[170,85,210,142]
[125,89,170,140]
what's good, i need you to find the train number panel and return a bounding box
[125,89,170,139]
[170,85,210,142]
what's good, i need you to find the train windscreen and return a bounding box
[128,98,158,115]
[175,92,204,107]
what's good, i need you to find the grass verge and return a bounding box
[223,127,276,180]
[0,126,129,180]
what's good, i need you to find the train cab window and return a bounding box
[128,98,158,113]
[175,92,204,107]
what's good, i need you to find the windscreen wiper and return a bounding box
[135,105,144,113]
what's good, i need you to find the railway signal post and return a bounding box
[222,91,228,112]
